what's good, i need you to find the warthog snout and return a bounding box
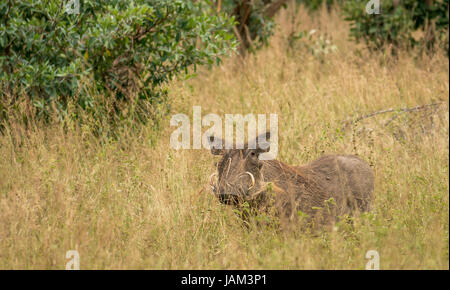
[213,172,256,205]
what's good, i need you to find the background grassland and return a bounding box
[0,7,448,269]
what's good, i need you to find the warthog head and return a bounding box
[208,132,271,205]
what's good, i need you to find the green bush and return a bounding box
[343,0,449,54]
[0,0,236,124]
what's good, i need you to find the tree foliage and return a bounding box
[219,0,288,54]
[343,0,449,54]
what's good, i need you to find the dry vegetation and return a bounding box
[0,6,448,269]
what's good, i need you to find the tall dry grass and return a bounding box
[0,6,448,269]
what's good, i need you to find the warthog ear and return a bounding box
[247,132,271,164]
[208,135,225,155]
[256,131,271,153]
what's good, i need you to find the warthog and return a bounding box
[208,133,374,227]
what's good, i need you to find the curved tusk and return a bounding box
[226,157,232,177]
[209,172,217,184]
[209,172,218,192]
[244,171,255,190]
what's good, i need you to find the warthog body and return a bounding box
[208,133,374,226]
